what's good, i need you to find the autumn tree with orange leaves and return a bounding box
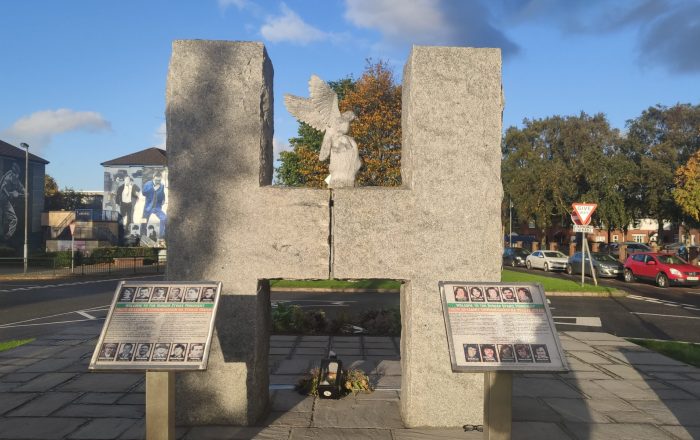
[276,61,401,187]
[673,149,700,222]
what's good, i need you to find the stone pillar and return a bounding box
[515,241,523,248]
[333,46,503,427]
[569,243,576,256]
[591,242,600,252]
[549,243,558,251]
[532,242,540,251]
[618,245,627,263]
[166,41,329,425]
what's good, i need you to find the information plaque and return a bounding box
[439,282,568,372]
[89,281,222,371]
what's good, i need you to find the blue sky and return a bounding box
[1,0,699,190]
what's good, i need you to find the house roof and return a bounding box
[0,139,50,164]
[101,147,167,166]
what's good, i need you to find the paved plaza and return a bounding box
[0,322,698,439]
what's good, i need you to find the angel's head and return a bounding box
[336,111,356,134]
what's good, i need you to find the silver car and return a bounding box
[526,250,569,272]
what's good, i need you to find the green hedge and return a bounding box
[90,247,160,259]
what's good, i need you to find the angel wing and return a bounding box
[284,75,340,133]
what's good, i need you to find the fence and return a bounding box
[0,256,165,278]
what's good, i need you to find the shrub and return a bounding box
[358,308,401,336]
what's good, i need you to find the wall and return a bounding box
[103,165,168,247]
[0,157,44,255]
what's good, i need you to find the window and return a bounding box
[632,234,645,243]
[632,254,645,262]
[528,220,536,229]
[612,235,619,243]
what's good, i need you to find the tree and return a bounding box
[44,174,59,197]
[673,149,700,222]
[276,61,402,187]
[625,104,700,242]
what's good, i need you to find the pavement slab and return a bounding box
[0,392,38,414]
[182,425,291,440]
[391,428,479,439]
[313,398,403,429]
[543,398,610,423]
[270,390,314,412]
[0,417,87,439]
[13,372,77,392]
[512,397,561,422]
[57,373,142,393]
[7,391,80,416]
[564,422,674,440]
[512,378,582,398]
[67,418,138,440]
[660,425,700,440]
[290,427,392,439]
[53,403,144,419]
[511,421,573,440]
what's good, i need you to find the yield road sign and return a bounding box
[69,222,76,235]
[573,224,594,233]
[570,211,582,226]
[572,203,597,225]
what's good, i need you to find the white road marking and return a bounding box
[76,311,96,320]
[0,274,162,293]
[0,318,105,328]
[630,312,700,320]
[553,316,602,327]
[626,294,699,310]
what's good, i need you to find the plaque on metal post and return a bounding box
[89,281,222,371]
[439,282,568,372]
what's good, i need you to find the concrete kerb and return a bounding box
[271,287,627,297]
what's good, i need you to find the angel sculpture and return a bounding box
[284,75,361,188]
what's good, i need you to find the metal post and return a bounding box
[20,143,29,274]
[483,371,512,440]
[585,239,598,286]
[71,234,75,274]
[581,232,585,287]
[509,198,513,248]
[146,371,175,440]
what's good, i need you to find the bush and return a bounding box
[0,246,16,257]
[47,250,83,268]
[271,304,401,336]
[358,308,401,336]
[272,303,327,334]
[90,247,159,260]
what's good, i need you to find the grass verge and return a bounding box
[501,269,618,293]
[627,338,700,368]
[270,279,401,290]
[0,338,35,353]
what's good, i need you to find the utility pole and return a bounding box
[19,143,29,274]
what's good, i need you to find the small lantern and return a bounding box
[317,353,343,399]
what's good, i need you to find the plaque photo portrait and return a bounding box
[167,287,183,302]
[464,344,481,362]
[169,343,187,361]
[151,343,170,361]
[514,344,533,362]
[468,287,485,302]
[516,287,533,303]
[116,343,135,361]
[498,344,516,362]
[133,343,152,361]
[150,287,168,302]
[532,344,551,363]
[500,287,516,302]
[485,286,502,302]
[184,287,200,302]
[200,287,216,302]
[134,287,151,302]
[480,344,498,362]
[453,286,468,302]
[118,287,135,303]
[187,343,205,361]
[98,343,118,361]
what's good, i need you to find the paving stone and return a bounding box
[567,351,614,365]
[329,337,360,343]
[597,365,649,380]
[299,336,329,342]
[392,428,478,439]
[264,410,313,427]
[371,375,401,389]
[67,418,138,439]
[294,348,327,355]
[0,417,87,439]
[271,390,314,412]
[270,348,293,355]
[271,335,299,342]
[372,360,401,376]
[331,348,362,356]
[0,365,20,374]
[565,332,623,341]
[355,390,399,401]
[591,380,659,400]
[0,382,19,392]
[363,337,393,343]
[58,373,142,392]
[117,393,144,405]
[564,422,674,439]
[297,341,329,348]
[609,350,686,366]
[511,421,573,440]
[363,342,395,349]
[8,391,80,416]
[627,399,700,426]
[0,392,38,415]
[18,357,81,373]
[365,349,399,356]
[635,364,698,374]
[182,425,291,440]
[513,378,582,398]
[562,357,599,372]
[54,403,144,418]
[606,410,656,423]
[290,428,392,440]
[13,373,77,392]
[77,392,124,404]
[270,375,303,385]
[562,380,617,400]
[270,341,297,348]
[313,398,403,429]
[344,359,377,373]
[513,397,561,422]
[274,359,315,375]
[666,380,700,398]
[557,371,613,381]
[543,398,610,423]
[659,425,700,440]
[647,372,689,380]
[0,344,67,359]
[561,341,596,351]
[0,372,42,383]
[685,373,700,381]
[51,346,94,360]
[0,357,40,367]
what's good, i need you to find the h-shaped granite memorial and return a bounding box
[166,40,503,427]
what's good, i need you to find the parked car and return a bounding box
[662,242,700,262]
[525,250,569,272]
[566,252,624,278]
[599,242,651,258]
[623,252,700,288]
[503,247,530,267]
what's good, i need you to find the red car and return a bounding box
[624,252,700,288]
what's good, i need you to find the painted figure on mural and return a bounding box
[115,175,140,229]
[141,171,167,237]
[0,163,25,241]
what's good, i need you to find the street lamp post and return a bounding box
[19,143,29,274]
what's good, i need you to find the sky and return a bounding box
[1,0,699,190]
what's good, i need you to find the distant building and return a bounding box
[0,140,48,256]
[101,147,167,247]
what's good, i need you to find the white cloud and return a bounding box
[218,0,247,9]
[1,108,111,151]
[261,3,327,45]
[153,122,166,149]
[273,136,292,160]
[344,0,519,56]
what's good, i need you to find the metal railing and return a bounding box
[0,256,165,278]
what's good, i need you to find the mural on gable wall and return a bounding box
[103,166,168,247]
[0,161,25,244]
